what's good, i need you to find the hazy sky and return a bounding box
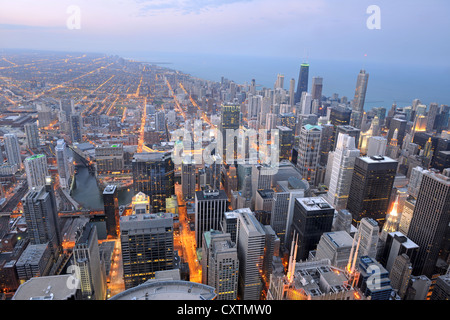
[1,0,449,67]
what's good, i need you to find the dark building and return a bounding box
[406,170,450,278]
[69,113,83,143]
[132,152,174,213]
[346,156,397,227]
[103,185,119,238]
[276,126,294,161]
[334,125,361,151]
[357,256,393,300]
[277,113,297,131]
[294,63,309,104]
[291,197,334,261]
[387,118,407,146]
[219,103,241,163]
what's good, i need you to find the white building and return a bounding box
[24,154,48,189]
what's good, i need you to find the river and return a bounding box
[71,166,134,210]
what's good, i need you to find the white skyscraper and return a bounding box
[326,133,360,210]
[4,133,22,168]
[300,92,312,115]
[24,154,48,190]
[366,136,387,157]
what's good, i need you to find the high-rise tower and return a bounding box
[294,63,309,104]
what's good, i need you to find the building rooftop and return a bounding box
[12,275,77,300]
[109,279,216,300]
[360,155,397,164]
[103,185,117,195]
[296,197,333,211]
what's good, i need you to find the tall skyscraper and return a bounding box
[276,126,294,161]
[22,182,62,259]
[350,70,369,129]
[69,113,83,143]
[132,152,174,213]
[291,197,335,261]
[120,212,174,289]
[357,217,380,262]
[201,231,239,300]
[24,154,49,190]
[24,122,40,150]
[181,158,196,200]
[73,223,106,300]
[289,78,295,107]
[55,139,72,189]
[103,185,119,238]
[294,63,309,104]
[219,103,241,163]
[311,76,323,103]
[60,98,74,122]
[407,170,450,277]
[235,208,266,300]
[346,156,397,227]
[326,133,360,210]
[194,188,228,248]
[297,124,322,186]
[4,133,22,168]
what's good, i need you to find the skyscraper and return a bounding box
[294,63,309,104]
[69,113,83,143]
[326,133,360,210]
[4,133,22,168]
[289,78,295,107]
[103,185,119,238]
[297,124,322,186]
[24,122,40,150]
[181,158,196,200]
[132,152,174,213]
[350,70,369,129]
[73,223,106,300]
[291,197,335,261]
[235,208,266,300]
[55,139,72,189]
[120,212,174,289]
[24,154,49,190]
[219,103,241,163]
[22,182,62,259]
[194,188,228,248]
[201,231,239,300]
[346,156,397,227]
[407,170,450,277]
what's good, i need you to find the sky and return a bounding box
[1,0,450,68]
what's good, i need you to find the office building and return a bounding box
[22,183,62,258]
[379,231,419,273]
[294,63,309,104]
[406,170,450,277]
[276,126,294,161]
[73,223,106,300]
[314,231,354,269]
[221,211,239,244]
[132,152,174,213]
[367,136,387,157]
[311,76,323,103]
[357,256,393,300]
[95,143,124,174]
[24,122,40,150]
[103,185,119,238]
[201,231,239,300]
[430,274,450,300]
[235,208,266,300]
[357,218,379,262]
[24,154,48,190]
[219,103,241,163]
[181,158,196,200]
[297,124,322,186]
[346,156,397,227]
[326,133,360,210]
[55,139,73,189]
[69,113,83,143]
[16,243,52,282]
[388,253,413,299]
[194,188,228,248]
[291,197,335,261]
[350,70,369,128]
[4,133,22,168]
[120,213,174,289]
